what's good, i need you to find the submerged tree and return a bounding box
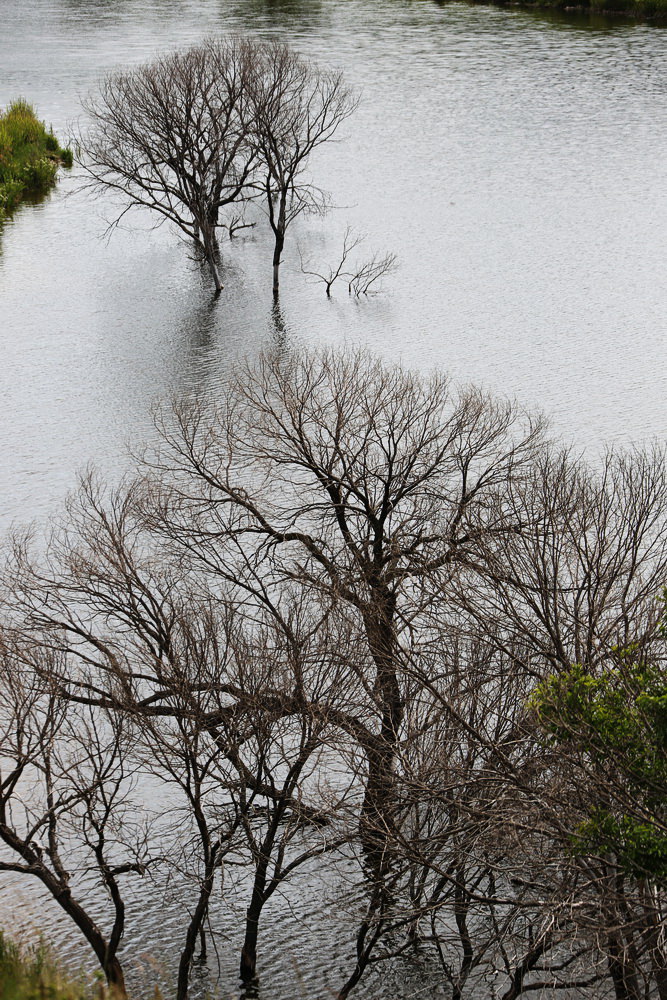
[0,635,154,997]
[248,42,357,297]
[144,348,544,884]
[82,39,257,293]
[82,38,357,297]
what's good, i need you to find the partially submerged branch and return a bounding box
[300,227,397,297]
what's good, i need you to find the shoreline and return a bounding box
[437,0,667,25]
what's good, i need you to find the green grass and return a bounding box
[0,934,92,1000]
[0,100,72,221]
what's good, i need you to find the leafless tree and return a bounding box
[82,39,258,293]
[141,348,544,892]
[299,226,364,296]
[248,42,358,297]
[82,39,357,298]
[0,634,154,996]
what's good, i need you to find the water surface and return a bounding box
[0,0,666,994]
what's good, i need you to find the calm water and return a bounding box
[1,0,666,532]
[1,0,666,994]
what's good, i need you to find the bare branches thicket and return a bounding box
[82,39,257,293]
[2,349,667,999]
[333,624,608,999]
[455,445,667,673]
[1,477,362,996]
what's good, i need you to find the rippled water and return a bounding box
[1,0,666,533]
[1,0,666,994]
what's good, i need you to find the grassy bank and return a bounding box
[0,934,90,1000]
[0,100,72,221]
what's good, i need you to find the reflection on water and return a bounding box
[1,0,666,992]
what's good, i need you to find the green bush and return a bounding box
[533,641,667,885]
[0,100,72,221]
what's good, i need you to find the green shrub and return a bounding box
[0,100,71,221]
[22,156,58,191]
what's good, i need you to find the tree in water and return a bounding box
[249,42,357,298]
[82,39,258,294]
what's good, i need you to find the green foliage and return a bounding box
[0,100,72,221]
[533,631,667,884]
[0,933,87,1000]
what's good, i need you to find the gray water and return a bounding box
[1,0,667,533]
[1,0,666,994]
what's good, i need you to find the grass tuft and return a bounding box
[0,933,90,1000]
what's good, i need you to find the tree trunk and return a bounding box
[240,856,270,984]
[359,594,402,878]
[607,934,642,1000]
[0,827,128,997]
[43,876,127,996]
[270,192,287,299]
[176,843,219,1000]
[272,229,284,299]
[201,222,223,294]
[336,885,385,1000]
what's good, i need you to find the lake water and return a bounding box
[2,0,667,533]
[0,0,666,995]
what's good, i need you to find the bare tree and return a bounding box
[299,226,364,297]
[82,39,258,293]
[0,635,154,996]
[143,348,544,889]
[248,42,358,297]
